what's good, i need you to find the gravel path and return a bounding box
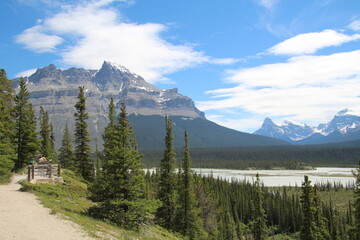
[0,175,94,240]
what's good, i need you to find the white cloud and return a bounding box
[15,26,63,53]
[348,20,360,31]
[268,29,360,55]
[197,50,360,128]
[256,0,280,10]
[15,68,38,78]
[15,0,235,83]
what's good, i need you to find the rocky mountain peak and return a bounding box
[93,61,146,91]
[29,64,63,83]
[103,61,132,74]
[255,109,360,143]
[12,62,207,148]
[262,117,276,127]
[336,108,360,117]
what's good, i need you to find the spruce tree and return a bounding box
[13,78,38,169]
[156,116,177,229]
[354,161,360,240]
[313,186,330,240]
[74,86,93,180]
[89,101,157,229]
[58,124,75,169]
[300,175,316,240]
[251,173,267,240]
[102,96,116,165]
[177,131,206,239]
[0,69,15,180]
[39,106,52,158]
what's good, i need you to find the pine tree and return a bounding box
[102,97,116,165]
[0,69,15,180]
[13,78,38,169]
[39,106,52,158]
[89,101,158,229]
[313,185,330,240]
[58,124,75,169]
[74,86,93,180]
[156,116,177,229]
[177,131,206,239]
[300,175,317,240]
[354,161,360,240]
[251,173,267,240]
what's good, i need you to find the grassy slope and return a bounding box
[0,173,12,184]
[19,170,182,240]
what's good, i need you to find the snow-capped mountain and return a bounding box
[12,61,285,149]
[254,118,315,142]
[254,109,360,144]
[317,108,360,135]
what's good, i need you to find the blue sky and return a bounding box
[1,0,360,132]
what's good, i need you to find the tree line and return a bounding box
[0,69,93,182]
[141,146,360,170]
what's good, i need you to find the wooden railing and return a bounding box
[27,164,61,182]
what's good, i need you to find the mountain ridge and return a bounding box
[254,109,360,144]
[12,62,286,149]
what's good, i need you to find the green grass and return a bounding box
[19,169,182,240]
[0,172,12,184]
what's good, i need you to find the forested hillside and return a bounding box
[141,145,360,169]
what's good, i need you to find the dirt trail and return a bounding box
[0,175,94,240]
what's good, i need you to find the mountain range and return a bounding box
[12,62,286,149]
[254,109,360,144]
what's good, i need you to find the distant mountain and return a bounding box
[13,62,286,149]
[254,118,314,142]
[254,108,360,144]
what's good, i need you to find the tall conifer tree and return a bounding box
[313,186,330,240]
[89,101,157,229]
[101,96,116,166]
[156,116,177,229]
[74,86,92,180]
[300,175,317,240]
[354,161,360,240]
[58,124,75,169]
[13,78,38,169]
[251,173,267,240]
[0,69,15,180]
[39,106,52,158]
[177,131,206,239]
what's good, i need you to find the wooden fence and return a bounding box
[27,164,61,182]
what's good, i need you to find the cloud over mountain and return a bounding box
[15,0,236,83]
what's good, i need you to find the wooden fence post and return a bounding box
[27,166,31,182]
[49,164,52,178]
[58,164,61,177]
[31,165,35,179]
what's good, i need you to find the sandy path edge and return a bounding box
[0,175,94,240]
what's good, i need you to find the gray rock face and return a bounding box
[13,61,205,148]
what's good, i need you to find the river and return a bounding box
[192,167,356,187]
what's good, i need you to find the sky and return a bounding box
[1,0,360,133]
